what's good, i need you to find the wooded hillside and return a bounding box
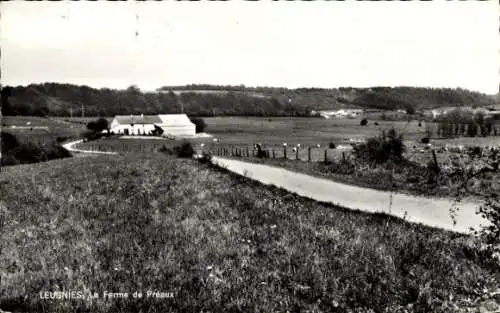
[1,83,495,117]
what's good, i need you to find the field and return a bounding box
[53,117,114,125]
[203,117,432,146]
[1,153,499,313]
[75,137,173,153]
[2,116,86,144]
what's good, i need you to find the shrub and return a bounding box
[56,136,69,143]
[406,107,416,115]
[360,118,368,126]
[1,139,71,166]
[353,128,405,164]
[174,141,195,158]
[197,152,213,164]
[189,117,207,133]
[420,137,430,144]
[152,125,164,136]
[328,142,336,149]
[87,118,109,133]
[1,132,20,153]
[81,130,105,142]
[254,144,268,158]
[158,145,170,153]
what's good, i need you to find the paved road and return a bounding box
[212,156,488,234]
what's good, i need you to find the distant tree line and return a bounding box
[1,83,495,117]
[1,84,312,117]
[434,109,500,138]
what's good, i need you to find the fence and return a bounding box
[205,144,354,163]
[75,141,167,153]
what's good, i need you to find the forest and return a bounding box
[1,83,496,117]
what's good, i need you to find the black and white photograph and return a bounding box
[1,1,499,312]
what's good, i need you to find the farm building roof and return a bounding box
[113,114,195,126]
[158,114,195,126]
[114,115,162,125]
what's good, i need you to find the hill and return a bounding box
[1,83,495,117]
[0,153,498,312]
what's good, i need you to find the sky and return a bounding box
[1,1,499,94]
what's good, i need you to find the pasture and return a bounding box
[2,116,86,145]
[75,137,177,153]
[1,153,498,313]
[203,116,432,146]
[54,117,114,125]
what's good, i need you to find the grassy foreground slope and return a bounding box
[0,154,498,313]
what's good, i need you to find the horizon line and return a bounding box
[2,81,498,96]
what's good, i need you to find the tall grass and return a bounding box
[0,153,498,312]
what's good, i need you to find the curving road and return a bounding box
[62,140,488,234]
[211,156,488,234]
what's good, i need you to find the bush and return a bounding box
[328,142,336,149]
[360,118,368,126]
[56,136,69,143]
[174,141,195,158]
[254,144,269,158]
[420,137,430,144]
[353,128,405,164]
[406,107,416,115]
[190,117,206,133]
[81,130,105,142]
[1,139,71,166]
[158,145,170,153]
[152,125,164,136]
[87,118,109,133]
[1,132,20,153]
[197,152,213,164]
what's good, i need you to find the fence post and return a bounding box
[432,149,440,171]
[284,147,287,159]
[342,152,345,162]
[308,147,311,162]
[296,148,299,160]
[273,149,276,159]
[324,149,327,163]
[246,147,249,157]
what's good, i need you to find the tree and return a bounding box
[467,122,478,137]
[190,117,207,133]
[1,132,19,154]
[87,118,109,133]
[353,128,405,164]
[1,86,14,115]
[443,148,500,253]
[406,106,416,115]
[152,125,164,136]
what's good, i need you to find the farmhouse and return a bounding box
[319,109,364,119]
[109,114,196,136]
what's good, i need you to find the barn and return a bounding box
[157,114,196,137]
[109,114,196,136]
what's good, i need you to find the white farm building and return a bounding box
[109,114,196,137]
